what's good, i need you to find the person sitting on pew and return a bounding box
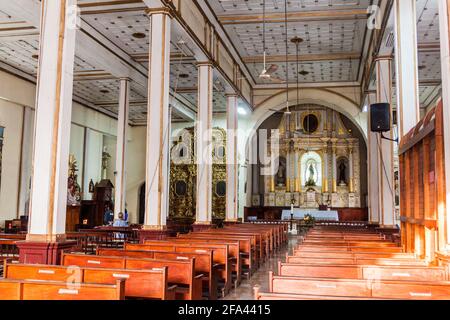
[113,213,128,227]
[112,213,128,240]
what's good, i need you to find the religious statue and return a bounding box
[102,146,111,179]
[339,161,347,185]
[276,158,286,186]
[305,162,317,187]
[67,155,81,206]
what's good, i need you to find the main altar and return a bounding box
[254,105,362,210]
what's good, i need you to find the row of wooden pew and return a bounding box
[0,223,287,300]
[255,227,450,300]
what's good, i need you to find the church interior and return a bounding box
[0,0,450,301]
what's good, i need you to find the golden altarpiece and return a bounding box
[169,127,227,222]
[256,105,361,209]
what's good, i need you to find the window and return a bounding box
[0,127,3,190]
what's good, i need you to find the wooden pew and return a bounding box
[296,245,404,253]
[3,262,176,300]
[268,272,450,299]
[286,255,429,266]
[61,253,202,300]
[301,240,399,247]
[173,236,244,282]
[127,242,232,296]
[0,278,125,300]
[97,248,218,300]
[196,231,265,263]
[292,250,416,260]
[278,262,448,282]
[175,233,256,275]
[253,287,387,300]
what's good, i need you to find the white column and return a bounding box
[368,93,381,224]
[323,148,328,193]
[439,0,450,249]
[348,145,354,193]
[226,94,238,221]
[375,57,396,227]
[144,9,171,229]
[332,144,337,193]
[195,62,214,225]
[114,78,130,218]
[18,107,34,217]
[394,0,420,137]
[286,151,291,192]
[28,0,77,241]
[294,150,300,192]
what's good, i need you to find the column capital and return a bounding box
[197,61,214,68]
[374,55,393,63]
[118,77,131,82]
[225,92,239,98]
[145,7,174,18]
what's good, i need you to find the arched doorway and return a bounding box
[138,183,145,225]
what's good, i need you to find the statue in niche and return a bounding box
[305,160,318,187]
[276,158,286,186]
[339,161,347,185]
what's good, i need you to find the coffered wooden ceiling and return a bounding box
[208,0,370,85]
[0,0,445,122]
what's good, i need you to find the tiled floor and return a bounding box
[222,234,300,300]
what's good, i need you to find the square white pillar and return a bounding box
[114,78,130,217]
[394,0,421,137]
[195,62,214,225]
[28,0,77,241]
[226,94,238,221]
[144,9,172,229]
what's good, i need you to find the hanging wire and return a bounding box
[284,0,289,113]
[263,0,266,70]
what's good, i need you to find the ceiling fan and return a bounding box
[259,0,284,84]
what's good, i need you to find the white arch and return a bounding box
[240,88,368,207]
[242,88,368,163]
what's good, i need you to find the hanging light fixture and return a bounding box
[284,0,291,115]
[260,0,282,83]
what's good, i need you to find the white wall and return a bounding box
[70,124,85,188]
[0,69,148,227]
[0,99,24,224]
[125,126,146,224]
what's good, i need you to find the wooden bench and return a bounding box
[278,262,448,281]
[296,245,404,253]
[253,287,389,300]
[127,242,232,296]
[179,233,258,270]
[268,272,450,299]
[292,250,416,260]
[97,248,218,300]
[173,236,245,282]
[287,256,429,266]
[201,231,266,263]
[0,278,125,300]
[61,253,202,300]
[3,262,176,300]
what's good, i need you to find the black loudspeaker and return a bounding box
[370,103,391,132]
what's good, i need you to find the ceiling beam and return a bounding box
[2,0,197,121]
[218,9,369,25]
[243,52,361,64]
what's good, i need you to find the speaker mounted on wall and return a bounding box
[370,103,391,133]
